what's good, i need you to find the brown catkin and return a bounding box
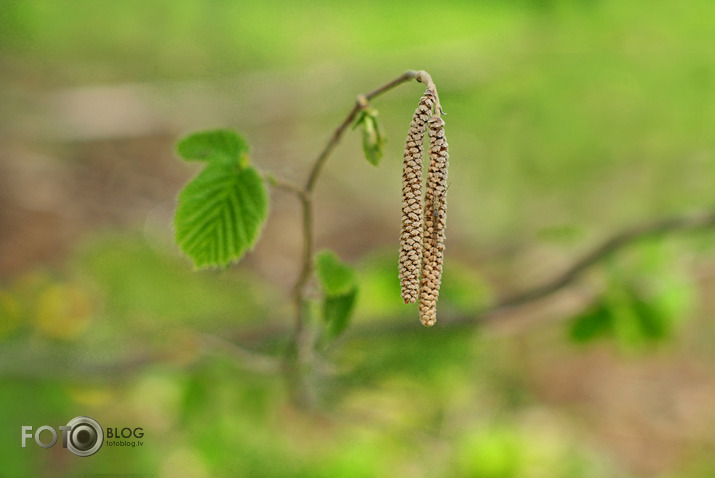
[419,115,448,326]
[399,90,435,304]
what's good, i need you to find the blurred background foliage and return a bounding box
[1,0,715,476]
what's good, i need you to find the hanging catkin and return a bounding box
[418,115,448,326]
[399,89,435,304]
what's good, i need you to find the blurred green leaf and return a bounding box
[323,291,357,339]
[315,250,358,339]
[609,285,649,350]
[353,108,385,166]
[174,161,268,268]
[568,302,613,343]
[176,129,250,163]
[315,250,357,296]
[630,293,670,340]
[456,426,523,478]
[567,239,695,350]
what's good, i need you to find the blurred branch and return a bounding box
[32,210,711,380]
[1,334,281,380]
[207,208,715,365]
[493,211,715,310]
[350,208,715,335]
[485,210,715,316]
[200,334,281,375]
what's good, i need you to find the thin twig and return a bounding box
[304,70,418,193]
[268,176,307,200]
[290,71,423,336]
[266,70,427,404]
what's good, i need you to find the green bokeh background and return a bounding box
[1,1,715,476]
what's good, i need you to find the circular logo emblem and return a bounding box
[65,416,103,457]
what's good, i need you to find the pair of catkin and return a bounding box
[399,88,448,326]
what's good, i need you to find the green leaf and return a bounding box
[353,108,385,166]
[608,285,649,350]
[315,250,358,339]
[323,291,357,339]
[176,129,249,162]
[315,250,357,296]
[174,161,268,268]
[630,294,670,340]
[566,241,695,349]
[568,301,613,343]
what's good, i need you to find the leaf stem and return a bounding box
[268,176,307,200]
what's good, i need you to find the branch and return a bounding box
[487,210,715,315]
[268,70,429,404]
[2,333,282,380]
[288,71,425,331]
[349,209,715,335]
[200,334,281,375]
[259,74,712,393]
[304,70,418,193]
[55,211,713,380]
[270,70,434,342]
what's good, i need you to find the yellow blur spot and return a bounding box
[35,284,94,340]
[65,386,113,407]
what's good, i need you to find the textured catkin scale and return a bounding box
[419,115,448,327]
[399,90,435,304]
